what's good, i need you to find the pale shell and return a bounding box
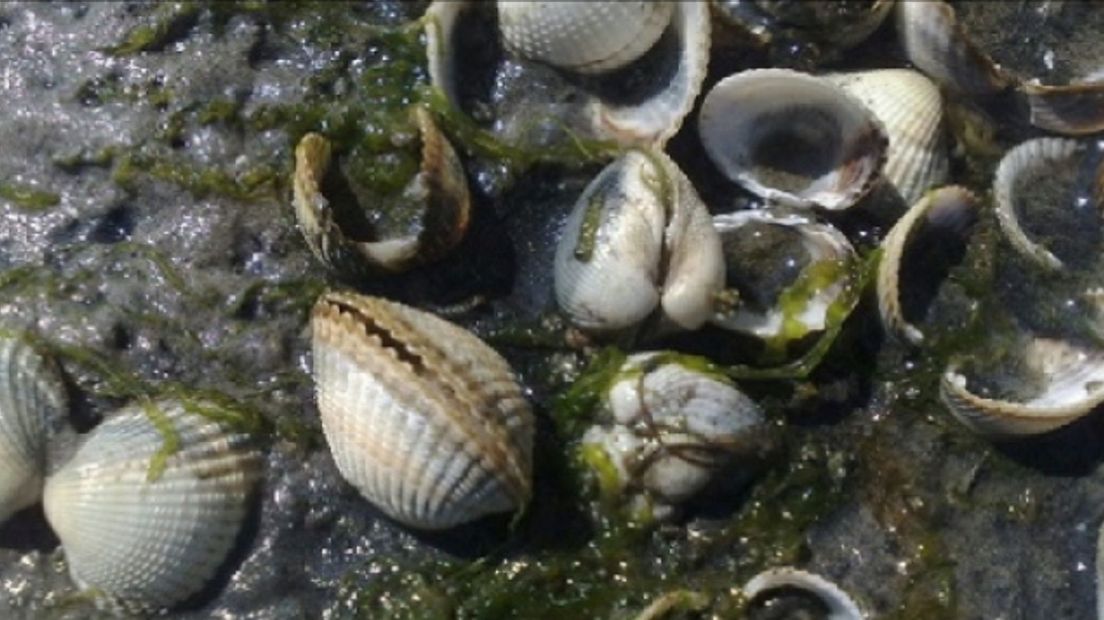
[42,399,262,612]
[894,0,1011,96]
[311,290,533,530]
[698,68,888,211]
[743,567,865,620]
[0,333,68,525]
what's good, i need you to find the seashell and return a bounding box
[711,208,858,344]
[940,337,1104,437]
[826,69,949,205]
[292,105,471,275]
[42,399,261,612]
[581,352,766,519]
[496,1,674,75]
[743,567,865,620]
[894,1,1012,96]
[426,0,710,149]
[877,186,980,345]
[554,149,724,334]
[0,333,68,525]
[311,290,533,530]
[698,68,888,211]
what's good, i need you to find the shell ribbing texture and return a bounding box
[42,400,261,612]
[311,292,533,530]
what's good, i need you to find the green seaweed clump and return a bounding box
[0,180,61,212]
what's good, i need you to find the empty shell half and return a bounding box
[554,149,724,334]
[699,68,888,211]
[0,332,68,525]
[311,290,533,530]
[43,399,262,612]
[743,567,865,620]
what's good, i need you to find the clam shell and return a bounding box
[1025,81,1104,136]
[0,333,68,525]
[940,338,1104,437]
[698,68,888,211]
[827,69,949,206]
[553,150,724,333]
[743,567,865,620]
[877,186,980,345]
[311,291,533,530]
[42,399,261,612]
[497,1,674,75]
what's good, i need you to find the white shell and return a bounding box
[743,567,865,620]
[941,338,1104,437]
[877,186,980,345]
[311,291,533,530]
[0,333,67,525]
[698,69,888,211]
[826,69,949,205]
[497,1,674,74]
[554,150,724,333]
[711,209,857,341]
[42,399,261,612]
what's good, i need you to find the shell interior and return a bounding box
[895,1,1012,96]
[743,567,865,620]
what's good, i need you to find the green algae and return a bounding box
[140,398,183,482]
[112,151,280,203]
[104,2,201,56]
[0,181,61,212]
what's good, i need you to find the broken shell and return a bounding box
[894,1,1012,96]
[43,399,262,612]
[311,290,533,530]
[554,149,724,333]
[581,352,766,520]
[941,337,1104,437]
[698,68,888,211]
[292,106,471,275]
[0,333,68,524]
[743,567,865,620]
[711,208,858,345]
[877,186,980,345]
[497,1,674,75]
[826,69,949,205]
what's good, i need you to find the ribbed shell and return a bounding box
[992,138,1081,272]
[698,68,888,211]
[894,1,1011,96]
[42,400,261,612]
[940,338,1104,437]
[554,150,723,333]
[497,1,673,74]
[0,333,67,524]
[743,567,865,620]
[311,291,533,530]
[827,69,949,205]
[877,186,979,345]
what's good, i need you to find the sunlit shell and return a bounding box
[941,338,1104,437]
[698,68,888,211]
[497,1,674,74]
[0,333,67,525]
[292,106,470,275]
[311,290,533,530]
[42,399,261,612]
[743,567,865,620]
[711,208,858,342]
[877,186,980,345]
[827,69,949,205]
[554,150,724,333]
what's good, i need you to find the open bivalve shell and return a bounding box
[698,68,888,211]
[42,399,262,612]
[311,290,533,530]
[743,567,865,620]
[554,149,724,334]
[0,332,68,525]
[426,0,710,148]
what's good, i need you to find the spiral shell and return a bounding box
[311,290,533,530]
[743,567,865,620]
[43,399,262,612]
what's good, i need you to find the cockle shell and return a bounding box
[310,290,533,530]
[0,333,68,524]
[42,399,262,612]
[877,186,980,345]
[826,69,949,205]
[554,149,724,334]
[698,68,888,211]
[895,1,1011,96]
[497,1,674,75]
[743,567,865,620]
